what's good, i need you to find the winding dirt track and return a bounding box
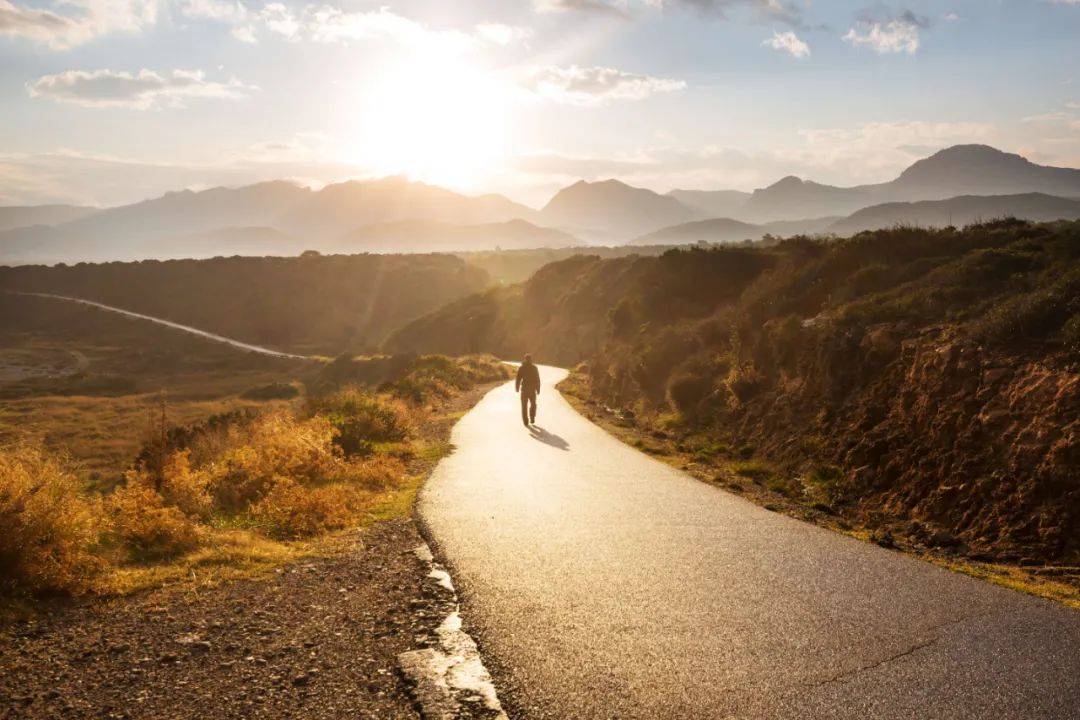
[419,365,1080,720]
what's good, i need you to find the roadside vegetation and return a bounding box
[0,349,508,602]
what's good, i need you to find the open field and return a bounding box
[0,294,308,489]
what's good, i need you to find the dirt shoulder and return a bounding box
[0,382,501,720]
[558,372,1080,611]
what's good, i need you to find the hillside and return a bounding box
[891,145,1080,200]
[666,189,751,218]
[630,216,837,246]
[388,220,1080,564]
[0,204,98,232]
[829,193,1080,235]
[0,253,490,354]
[336,218,581,254]
[457,244,680,285]
[155,226,302,259]
[540,179,697,240]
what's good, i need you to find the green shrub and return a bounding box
[969,269,1080,344]
[309,387,413,456]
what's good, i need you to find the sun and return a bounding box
[346,55,510,191]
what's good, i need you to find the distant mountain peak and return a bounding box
[898,144,1031,178]
[541,177,697,239]
[771,175,806,188]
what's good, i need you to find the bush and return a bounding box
[0,445,104,594]
[241,382,301,400]
[969,269,1080,344]
[631,326,700,399]
[107,483,202,561]
[124,450,211,519]
[309,387,412,456]
[250,480,360,539]
[667,370,715,416]
[209,413,342,510]
[342,454,406,491]
[383,354,507,404]
[726,364,766,403]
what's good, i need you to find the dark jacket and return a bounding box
[516,362,541,394]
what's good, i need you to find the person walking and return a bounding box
[515,354,541,427]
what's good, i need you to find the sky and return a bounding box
[1,0,1078,208]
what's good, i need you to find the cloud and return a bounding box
[797,120,994,178]
[26,69,256,109]
[475,22,532,45]
[533,0,630,18]
[0,0,158,49]
[180,0,246,23]
[182,2,492,51]
[522,65,686,105]
[844,7,929,54]
[1022,107,1080,133]
[763,30,809,58]
[230,23,256,42]
[259,2,300,39]
[644,0,807,27]
[535,1,808,25]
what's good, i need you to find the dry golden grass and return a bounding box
[927,557,1080,610]
[0,445,105,594]
[0,349,501,604]
[0,394,294,489]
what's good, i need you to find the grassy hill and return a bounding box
[0,252,490,354]
[335,218,581,254]
[389,219,1080,564]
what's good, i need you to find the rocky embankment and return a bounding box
[731,327,1078,563]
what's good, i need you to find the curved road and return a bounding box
[420,366,1080,719]
[9,292,310,360]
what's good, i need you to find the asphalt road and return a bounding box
[419,366,1080,720]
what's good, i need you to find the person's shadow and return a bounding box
[528,425,569,451]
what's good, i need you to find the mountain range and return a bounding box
[2,145,1080,265]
